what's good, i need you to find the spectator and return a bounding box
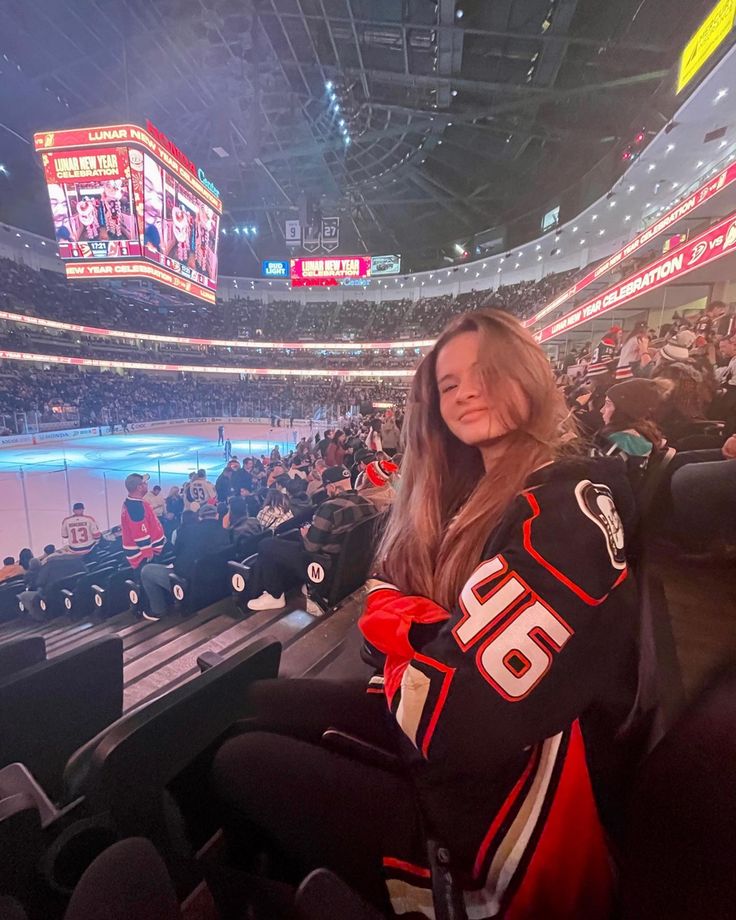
[144,485,165,520]
[211,309,638,919]
[366,418,382,453]
[121,473,165,569]
[325,430,347,467]
[256,490,294,532]
[164,486,184,535]
[380,414,400,456]
[215,465,235,502]
[184,469,217,510]
[350,448,376,489]
[139,503,231,620]
[0,556,24,584]
[600,379,672,459]
[306,459,326,498]
[19,550,87,620]
[60,502,102,555]
[245,465,375,611]
[357,459,398,511]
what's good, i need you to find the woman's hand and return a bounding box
[722,435,736,459]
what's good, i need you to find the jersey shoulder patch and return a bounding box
[573,480,626,570]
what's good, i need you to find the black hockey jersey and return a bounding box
[360,458,641,919]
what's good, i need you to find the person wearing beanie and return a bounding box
[657,329,696,365]
[587,327,622,378]
[600,378,673,459]
[358,460,399,511]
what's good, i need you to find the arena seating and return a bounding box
[167,543,238,616]
[0,637,46,678]
[0,637,123,802]
[228,512,382,615]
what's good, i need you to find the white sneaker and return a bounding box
[141,611,161,622]
[305,597,325,618]
[247,591,286,611]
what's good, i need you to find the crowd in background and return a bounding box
[0,367,408,432]
[0,255,578,343]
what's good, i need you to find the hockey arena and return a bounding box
[2,1,736,918]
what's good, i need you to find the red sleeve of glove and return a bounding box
[359,583,449,658]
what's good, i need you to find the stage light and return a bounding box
[0,164,6,174]
[330,92,336,101]
[250,226,257,234]
[456,9,464,18]
[326,81,333,91]
[221,228,227,235]
[715,88,728,102]
[334,103,340,112]
[635,131,645,144]
[233,227,240,234]
[451,89,458,97]
[339,119,345,127]
[591,214,598,221]
[344,136,351,145]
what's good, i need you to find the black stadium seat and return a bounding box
[92,569,142,618]
[63,565,118,619]
[168,543,237,615]
[0,637,123,802]
[63,638,281,849]
[306,513,383,614]
[0,637,46,679]
[0,579,28,623]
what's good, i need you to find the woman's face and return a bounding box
[601,396,615,426]
[436,330,520,448]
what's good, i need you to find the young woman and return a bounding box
[599,378,672,461]
[211,310,641,919]
[615,322,650,380]
[324,429,347,467]
[256,489,294,532]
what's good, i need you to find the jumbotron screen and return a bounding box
[34,123,222,303]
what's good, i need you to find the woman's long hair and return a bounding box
[376,309,575,609]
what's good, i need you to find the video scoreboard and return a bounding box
[34,122,222,304]
[287,254,401,286]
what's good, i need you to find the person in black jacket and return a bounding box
[139,504,231,621]
[211,310,643,919]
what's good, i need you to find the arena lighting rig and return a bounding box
[34,122,222,304]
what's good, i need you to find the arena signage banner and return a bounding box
[527,160,736,328]
[262,260,290,278]
[290,256,371,287]
[64,261,217,304]
[536,211,736,342]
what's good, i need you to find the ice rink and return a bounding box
[0,422,309,555]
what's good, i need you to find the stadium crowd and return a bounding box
[0,367,408,431]
[0,255,578,343]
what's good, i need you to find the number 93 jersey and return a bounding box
[360,458,641,920]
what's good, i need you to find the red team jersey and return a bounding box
[60,513,101,554]
[121,497,165,568]
[359,459,641,919]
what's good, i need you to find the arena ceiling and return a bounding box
[0,0,709,274]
